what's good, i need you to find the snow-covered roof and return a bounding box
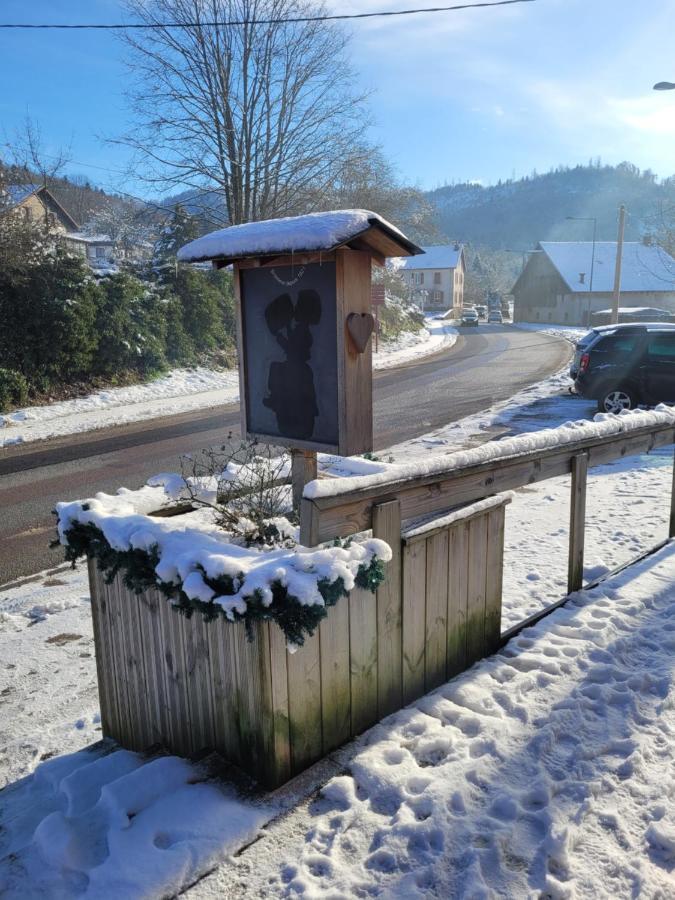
[66,232,114,245]
[4,183,40,207]
[539,242,675,293]
[177,210,423,264]
[396,243,464,271]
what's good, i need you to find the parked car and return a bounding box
[461,307,480,327]
[475,305,487,319]
[487,310,503,324]
[574,324,675,412]
[570,322,675,379]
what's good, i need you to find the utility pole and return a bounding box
[610,205,626,325]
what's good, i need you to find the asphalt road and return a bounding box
[0,325,571,584]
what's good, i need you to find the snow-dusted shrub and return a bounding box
[0,368,28,412]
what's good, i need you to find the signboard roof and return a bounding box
[177,209,424,265]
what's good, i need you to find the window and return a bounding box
[595,334,638,354]
[419,272,424,285]
[647,333,675,359]
[96,246,107,259]
[23,207,32,221]
[433,272,441,284]
[430,290,444,305]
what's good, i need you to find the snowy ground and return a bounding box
[3,532,675,897]
[0,319,455,448]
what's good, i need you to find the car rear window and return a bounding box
[593,333,639,354]
[647,333,675,359]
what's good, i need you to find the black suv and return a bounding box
[574,324,675,412]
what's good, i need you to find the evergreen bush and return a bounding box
[0,368,29,412]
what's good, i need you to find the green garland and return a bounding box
[57,520,386,646]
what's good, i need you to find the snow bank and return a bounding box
[177,209,409,263]
[373,316,458,370]
[0,747,272,898]
[305,405,675,500]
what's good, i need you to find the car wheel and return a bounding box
[598,387,638,414]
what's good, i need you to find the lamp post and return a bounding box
[566,216,597,326]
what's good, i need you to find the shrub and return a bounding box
[0,368,29,412]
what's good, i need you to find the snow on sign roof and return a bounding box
[397,243,464,270]
[540,241,675,293]
[177,209,423,264]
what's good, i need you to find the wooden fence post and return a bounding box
[568,452,588,593]
[373,499,402,718]
[292,450,317,514]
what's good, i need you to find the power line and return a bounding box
[0,0,535,30]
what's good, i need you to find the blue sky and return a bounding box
[1,0,674,196]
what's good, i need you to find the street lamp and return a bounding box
[654,82,675,90]
[566,216,597,326]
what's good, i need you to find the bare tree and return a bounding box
[7,116,72,189]
[118,0,369,224]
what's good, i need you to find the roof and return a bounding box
[539,241,675,293]
[397,244,464,271]
[66,232,114,245]
[4,183,41,206]
[2,183,80,231]
[177,210,423,264]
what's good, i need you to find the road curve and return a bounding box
[0,325,571,584]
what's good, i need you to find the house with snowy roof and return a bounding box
[512,241,675,326]
[396,243,465,313]
[2,183,115,270]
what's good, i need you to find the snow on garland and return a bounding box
[55,492,391,646]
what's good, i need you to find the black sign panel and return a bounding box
[240,262,339,447]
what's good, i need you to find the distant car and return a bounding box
[574,324,675,412]
[461,308,479,327]
[487,310,503,324]
[569,322,675,379]
[475,305,487,319]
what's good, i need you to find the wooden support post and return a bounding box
[292,449,317,514]
[670,445,675,539]
[568,452,588,594]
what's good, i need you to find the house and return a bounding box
[2,183,116,271]
[397,243,465,313]
[512,241,675,326]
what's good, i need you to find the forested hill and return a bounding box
[427,162,675,249]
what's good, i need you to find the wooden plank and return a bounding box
[122,589,153,751]
[567,452,588,593]
[286,628,322,774]
[348,586,378,735]
[266,622,292,786]
[447,521,469,677]
[465,515,489,666]
[484,507,506,654]
[319,600,351,753]
[401,540,427,705]
[207,619,241,765]
[373,499,402,718]
[301,424,675,545]
[136,588,171,748]
[182,612,216,753]
[106,573,135,748]
[336,248,373,457]
[156,600,193,757]
[424,530,449,692]
[232,621,273,782]
[87,559,120,739]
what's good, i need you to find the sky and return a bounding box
[0,0,674,197]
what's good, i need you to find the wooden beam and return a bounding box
[301,424,675,545]
[291,449,317,514]
[567,452,588,594]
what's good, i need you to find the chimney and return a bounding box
[579,272,586,285]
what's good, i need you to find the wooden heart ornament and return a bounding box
[347,312,375,353]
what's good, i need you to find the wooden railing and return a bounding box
[301,416,675,598]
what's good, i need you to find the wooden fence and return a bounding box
[88,416,675,787]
